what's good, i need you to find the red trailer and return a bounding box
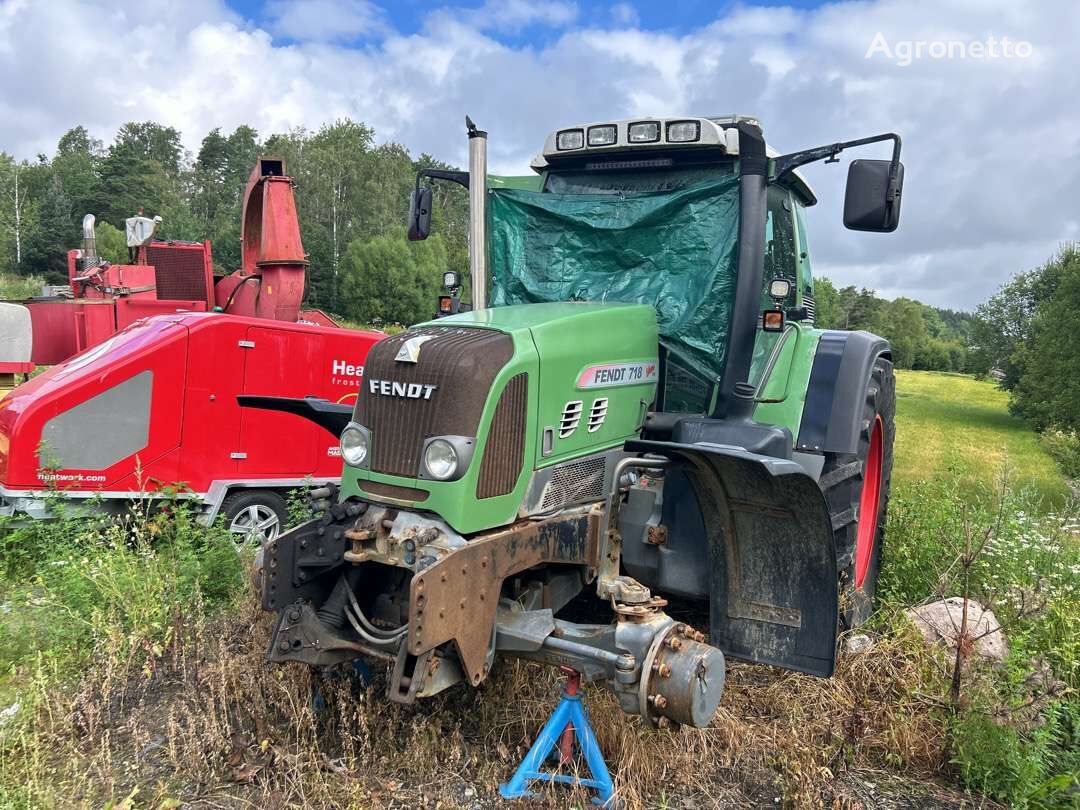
[0,156,386,542]
[0,312,382,541]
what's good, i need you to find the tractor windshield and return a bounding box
[488,167,740,411]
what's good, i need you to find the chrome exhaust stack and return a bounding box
[466,116,488,310]
[81,213,100,270]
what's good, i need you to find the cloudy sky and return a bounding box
[1,0,1076,309]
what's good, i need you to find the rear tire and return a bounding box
[222,489,288,548]
[819,356,895,629]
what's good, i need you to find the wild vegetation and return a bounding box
[0,371,1076,808]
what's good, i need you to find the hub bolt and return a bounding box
[666,636,684,651]
[648,694,668,709]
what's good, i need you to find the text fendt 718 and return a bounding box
[244,114,903,730]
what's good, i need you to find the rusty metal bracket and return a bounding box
[597,456,669,599]
[388,644,433,704]
[407,509,600,686]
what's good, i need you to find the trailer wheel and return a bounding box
[820,356,895,629]
[222,490,288,548]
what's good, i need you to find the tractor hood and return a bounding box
[344,302,659,535]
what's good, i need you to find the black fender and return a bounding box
[238,395,353,438]
[796,331,890,456]
[627,439,838,677]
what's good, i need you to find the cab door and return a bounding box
[237,326,323,476]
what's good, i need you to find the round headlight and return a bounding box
[340,426,368,467]
[423,438,458,480]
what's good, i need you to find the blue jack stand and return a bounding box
[500,666,615,807]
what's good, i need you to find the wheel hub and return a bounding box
[230,504,281,546]
[854,414,884,589]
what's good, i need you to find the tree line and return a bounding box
[0,120,469,325]
[966,244,1080,434]
[812,279,974,372]
[7,118,1065,393]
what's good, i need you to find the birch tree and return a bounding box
[0,154,30,270]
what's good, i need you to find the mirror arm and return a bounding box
[415,168,470,190]
[774,132,902,200]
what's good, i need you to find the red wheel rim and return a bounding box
[854,415,883,589]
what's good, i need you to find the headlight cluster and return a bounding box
[339,425,473,482]
[423,438,458,480]
[340,424,369,467]
[420,436,474,481]
[555,119,702,151]
[556,129,584,150]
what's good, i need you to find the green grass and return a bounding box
[883,371,1079,808]
[893,370,1069,507]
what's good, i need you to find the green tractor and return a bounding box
[244,114,902,730]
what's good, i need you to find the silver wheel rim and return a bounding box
[229,504,281,546]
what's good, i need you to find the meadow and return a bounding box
[893,371,1069,506]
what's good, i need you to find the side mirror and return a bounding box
[408,186,432,241]
[843,159,903,232]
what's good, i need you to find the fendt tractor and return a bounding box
[245,115,903,731]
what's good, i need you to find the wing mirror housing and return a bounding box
[408,186,432,241]
[843,158,904,232]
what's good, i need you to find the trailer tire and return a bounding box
[820,356,895,629]
[222,489,288,548]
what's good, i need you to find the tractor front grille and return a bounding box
[476,373,528,499]
[355,327,513,478]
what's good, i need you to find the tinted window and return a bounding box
[544,164,734,194]
[39,371,152,470]
[763,186,798,308]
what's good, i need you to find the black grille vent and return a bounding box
[477,373,528,499]
[356,327,513,478]
[146,243,210,303]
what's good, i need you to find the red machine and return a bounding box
[0,159,384,541]
[20,157,337,367]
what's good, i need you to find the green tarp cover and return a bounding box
[488,176,740,381]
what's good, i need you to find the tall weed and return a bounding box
[882,475,1080,807]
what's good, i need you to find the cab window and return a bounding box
[763,186,798,308]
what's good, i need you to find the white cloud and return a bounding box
[452,0,578,33]
[0,0,1076,308]
[265,0,389,42]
